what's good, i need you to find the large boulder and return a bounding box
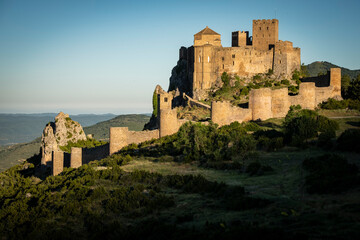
[41,112,86,165]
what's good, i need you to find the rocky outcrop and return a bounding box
[41,112,86,166]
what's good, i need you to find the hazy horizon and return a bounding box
[1,0,359,114]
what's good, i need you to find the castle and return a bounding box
[41,19,342,176]
[174,19,301,100]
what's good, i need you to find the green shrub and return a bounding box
[281,79,290,86]
[319,98,348,109]
[221,72,230,87]
[283,106,338,146]
[240,87,249,95]
[317,131,336,149]
[288,85,297,92]
[303,154,359,194]
[337,129,360,152]
[274,82,280,87]
[264,81,272,87]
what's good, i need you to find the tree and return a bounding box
[341,74,351,97]
[346,74,360,100]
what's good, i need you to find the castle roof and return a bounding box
[194,26,220,36]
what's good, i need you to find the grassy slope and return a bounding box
[1,116,359,239]
[0,114,150,172]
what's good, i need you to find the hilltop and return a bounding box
[305,61,360,79]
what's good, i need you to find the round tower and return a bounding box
[249,88,273,121]
[271,88,290,118]
[159,109,178,137]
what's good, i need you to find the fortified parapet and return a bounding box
[298,82,316,109]
[52,150,64,176]
[211,101,230,126]
[70,147,82,168]
[249,88,273,121]
[271,88,290,118]
[109,127,128,155]
[330,68,341,97]
[159,109,179,137]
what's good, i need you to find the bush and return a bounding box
[303,154,359,194]
[240,87,249,95]
[264,81,272,87]
[283,106,338,146]
[319,98,348,109]
[288,85,297,92]
[317,131,336,149]
[281,79,290,86]
[221,72,230,87]
[337,129,360,152]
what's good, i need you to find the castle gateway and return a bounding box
[176,19,301,100]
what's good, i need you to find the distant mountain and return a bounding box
[0,113,116,146]
[0,114,150,172]
[305,61,360,79]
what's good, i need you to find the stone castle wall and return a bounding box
[211,68,341,125]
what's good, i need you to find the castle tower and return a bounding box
[232,31,250,47]
[252,19,278,51]
[249,88,273,121]
[330,68,341,97]
[193,26,221,100]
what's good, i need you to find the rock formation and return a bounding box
[41,112,86,166]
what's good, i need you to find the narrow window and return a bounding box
[208,56,210,62]
[250,60,252,63]
[259,27,261,30]
[233,61,234,66]
[199,56,201,63]
[223,64,224,69]
[222,57,224,61]
[267,27,269,30]
[164,97,168,102]
[232,54,235,58]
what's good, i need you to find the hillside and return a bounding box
[0,113,116,146]
[305,61,360,79]
[0,110,359,239]
[0,114,150,172]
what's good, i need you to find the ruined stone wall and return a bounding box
[83,144,109,164]
[109,127,159,155]
[315,87,333,105]
[252,19,279,51]
[211,101,252,126]
[52,150,64,176]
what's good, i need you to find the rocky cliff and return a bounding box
[41,112,86,165]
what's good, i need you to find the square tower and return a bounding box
[232,31,250,47]
[252,19,278,51]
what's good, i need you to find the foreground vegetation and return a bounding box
[1,106,360,239]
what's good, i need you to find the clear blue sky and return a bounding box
[0,0,359,114]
